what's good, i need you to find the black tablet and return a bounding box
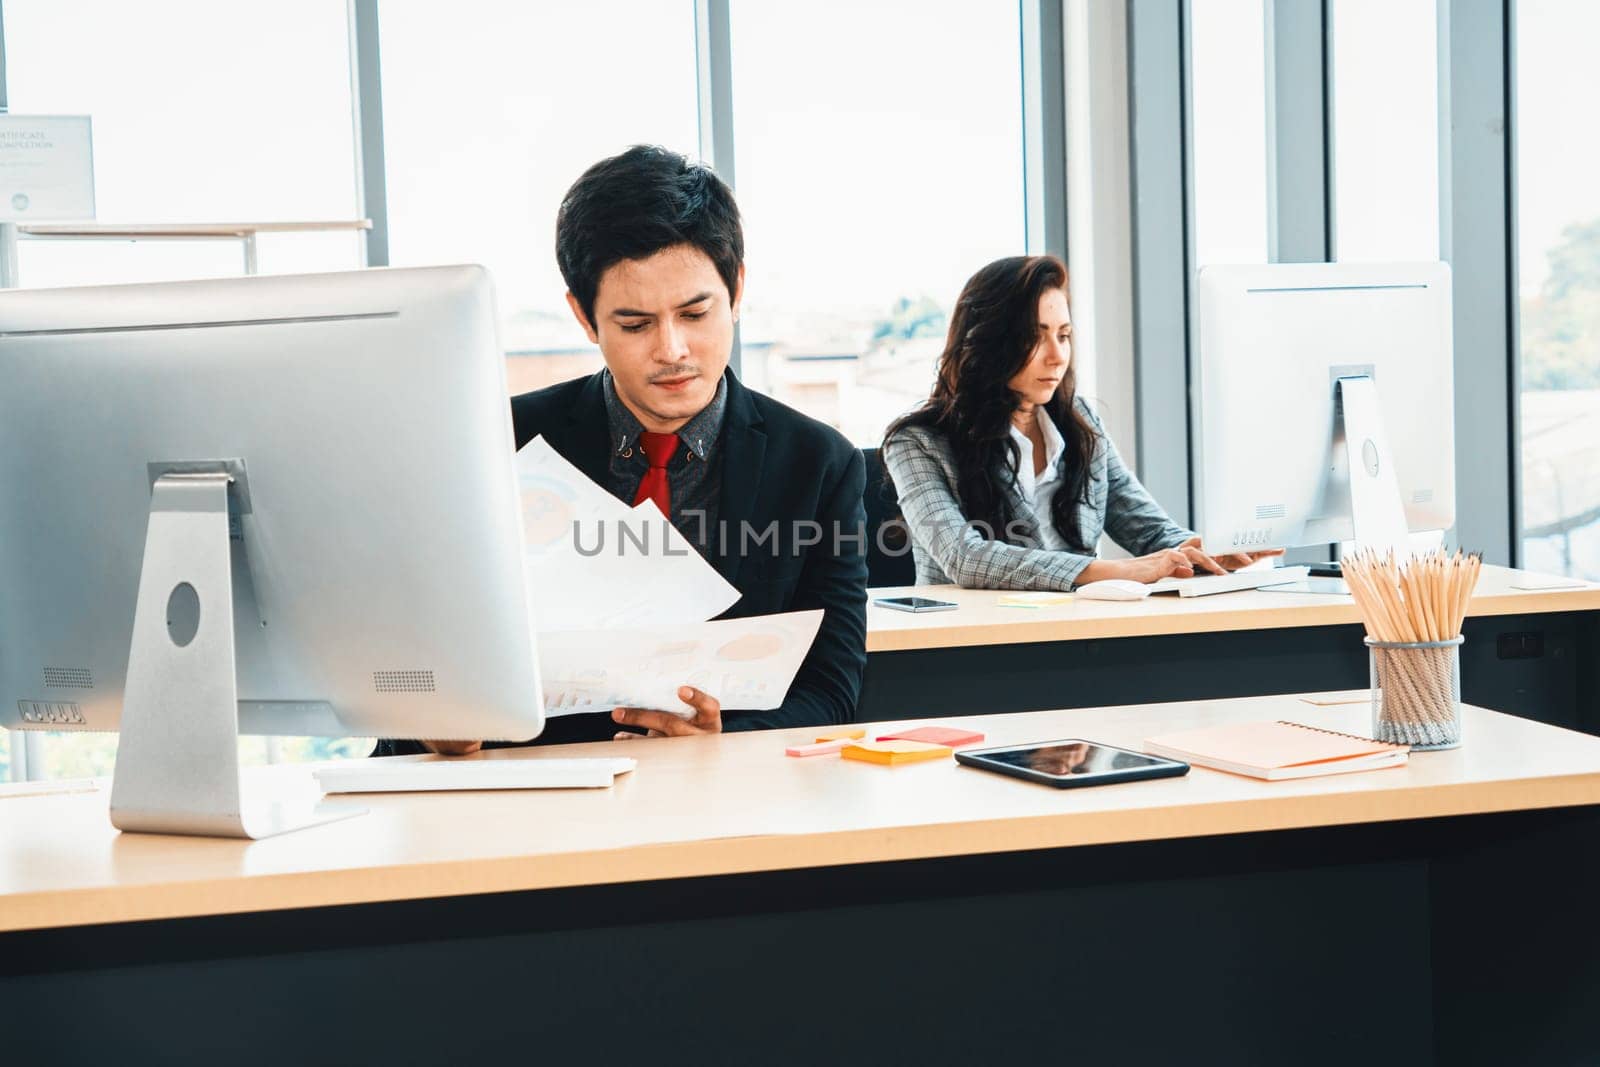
[956,739,1189,788]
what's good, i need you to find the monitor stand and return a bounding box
[109,470,365,839]
[1258,373,1411,597]
[1335,374,1411,559]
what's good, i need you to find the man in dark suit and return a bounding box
[426,145,867,752]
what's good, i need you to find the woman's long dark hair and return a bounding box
[885,255,1098,551]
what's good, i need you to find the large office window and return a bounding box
[378,0,701,396]
[3,0,367,778]
[1188,0,1269,268]
[727,0,1027,445]
[2,0,362,286]
[0,3,1057,777]
[1331,0,1439,261]
[1515,0,1600,578]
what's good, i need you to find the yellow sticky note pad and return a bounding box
[815,727,867,742]
[840,740,953,766]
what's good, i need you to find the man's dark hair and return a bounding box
[555,145,744,328]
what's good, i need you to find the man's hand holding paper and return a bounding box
[612,686,722,739]
[518,436,829,727]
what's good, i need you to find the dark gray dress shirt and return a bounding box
[601,370,726,556]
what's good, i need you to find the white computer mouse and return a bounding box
[1074,578,1152,602]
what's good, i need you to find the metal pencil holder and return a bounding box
[1365,636,1463,751]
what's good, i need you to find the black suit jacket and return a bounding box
[503,369,867,745]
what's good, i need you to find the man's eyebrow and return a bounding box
[610,292,714,318]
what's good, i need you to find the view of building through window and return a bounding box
[4,0,363,286]
[1516,0,1600,579]
[727,0,1027,445]
[382,1,1031,446]
[379,0,701,398]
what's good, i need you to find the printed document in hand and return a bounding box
[516,436,822,716]
[517,435,739,629]
[539,609,824,715]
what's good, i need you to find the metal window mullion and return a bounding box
[1438,0,1514,564]
[694,0,738,374]
[695,0,735,186]
[1022,0,1068,258]
[1265,0,1331,264]
[348,0,389,268]
[0,0,9,114]
[1127,0,1193,526]
[1063,0,1137,464]
[1504,0,1524,564]
[8,729,25,781]
[20,731,42,781]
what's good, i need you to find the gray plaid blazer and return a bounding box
[881,399,1194,590]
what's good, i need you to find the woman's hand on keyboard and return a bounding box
[1082,548,1195,585]
[1177,538,1229,577]
[1180,538,1288,575]
[1208,546,1288,572]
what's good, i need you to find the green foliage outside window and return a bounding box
[1523,218,1600,390]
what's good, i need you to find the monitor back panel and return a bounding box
[1193,261,1455,552]
[0,266,544,742]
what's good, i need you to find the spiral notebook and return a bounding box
[1143,720,1409,780]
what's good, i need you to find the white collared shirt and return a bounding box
[1008,407,1071,551]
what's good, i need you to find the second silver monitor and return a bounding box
[1192,261,1455,553]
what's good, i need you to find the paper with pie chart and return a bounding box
[537,609,825,716]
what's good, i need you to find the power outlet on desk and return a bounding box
[1496,631,1546,660]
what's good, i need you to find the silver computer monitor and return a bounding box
[0,266,544,837]
[1192,261,1456,555]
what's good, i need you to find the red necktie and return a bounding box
[633,431,679,517]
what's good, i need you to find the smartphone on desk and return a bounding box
[957,739,1189,788]
[874,596,958,613]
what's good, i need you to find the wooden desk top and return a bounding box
[866,565,1600,652]
[5,694,1600,933]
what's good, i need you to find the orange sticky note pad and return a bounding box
[840,740,953,766]
[877,726,985,748]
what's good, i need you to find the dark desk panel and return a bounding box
[5,808,1598,1065]
[861,612,1600,733]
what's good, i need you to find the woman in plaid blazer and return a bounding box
[881,255,1277,591]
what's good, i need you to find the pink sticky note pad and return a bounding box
[786,737,856,758]
[876,726,986,748]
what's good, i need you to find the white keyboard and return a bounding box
[313,757,637,793]
[1148,565,1309,598]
